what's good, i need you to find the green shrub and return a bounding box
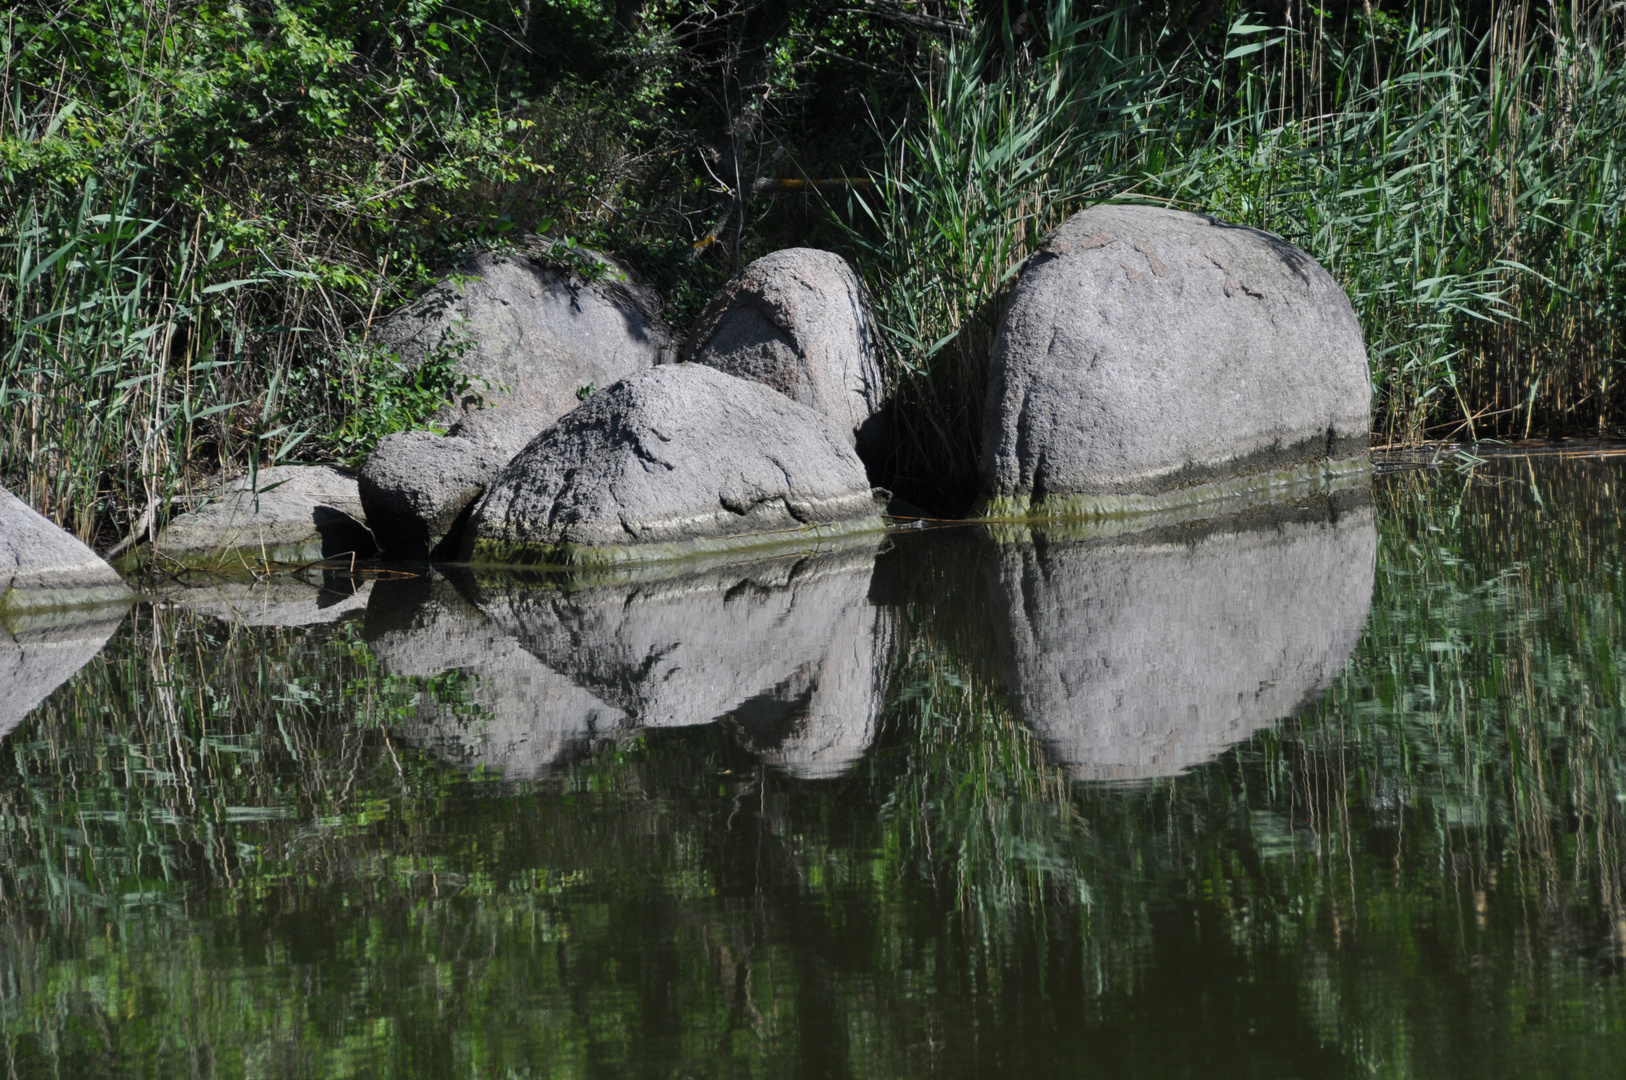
[310,339,482,465]
[0,0,539,542]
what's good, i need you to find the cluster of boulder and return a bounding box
[134,489,1375,785]
[144,204,1372,568]
[0,201,1380,780]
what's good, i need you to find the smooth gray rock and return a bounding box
[366,578,627,779]
[0,610,126,738]
[372,241,673,426]
[359,407,553,559]
[685,248,886,453]
[470,546,894,779]
[980,205,1371,517]
[0,487,133,617]
[987,503,1376,782]
[159,576,373,627]
[468,365,882,566]
[153,466,375,564]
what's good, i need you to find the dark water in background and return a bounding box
[2,456,1625,1078]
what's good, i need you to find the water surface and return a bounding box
[1,457,1623,1078]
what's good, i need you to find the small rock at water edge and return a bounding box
[152,465,376,564]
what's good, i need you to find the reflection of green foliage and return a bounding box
[2,460,1626,1076]
[878,642,1094,960]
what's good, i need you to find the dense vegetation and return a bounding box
[4,0,1626,536]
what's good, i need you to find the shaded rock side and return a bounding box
[0,487,133,617]
[365,576,627,779]
[0,611,126,739]
[470,546,894,779]
[372,243,673,427]
[980,205,1372,516]
[359,407,554,559]
[154,466,376,564]
[987,504,1376,782]
[685,248,886,453]
[468,365,882,566]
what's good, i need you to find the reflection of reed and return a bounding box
[1277,458,1626,1058]
[884,636,1086,953]
[0,601,527,950]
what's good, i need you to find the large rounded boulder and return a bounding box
[373,240,674,425]
[979,205,1371,517]
[684,248,886,456]
[466,364,882,565]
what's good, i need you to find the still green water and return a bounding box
[2,456,1625,1078]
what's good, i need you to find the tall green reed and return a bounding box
[847,4,1177,507]
[0,175,262,547]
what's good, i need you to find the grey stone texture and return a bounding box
[469,546,894,779]
[0,486,133,617]
[372,241,673,426]
[987,503,1376,782]
[153,466,375,564]
[467,364,882,565]
[365,576,627,779]
[980,204,1372,515]
[0,610,125,739]
[684,248,886,453]
[359,406,553,559]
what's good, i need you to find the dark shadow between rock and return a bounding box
[311,505,378,560]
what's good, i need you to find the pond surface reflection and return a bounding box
[1,458,1623,1078]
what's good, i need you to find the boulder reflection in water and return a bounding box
[0,611,127,739]
[987,501,1377,782]
[470,545,894,780]
[365,577,629,779]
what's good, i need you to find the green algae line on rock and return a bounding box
[977,204,1372,522]
[462,364,885,569]
[146,465,376,567]
[0,486,133,620]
